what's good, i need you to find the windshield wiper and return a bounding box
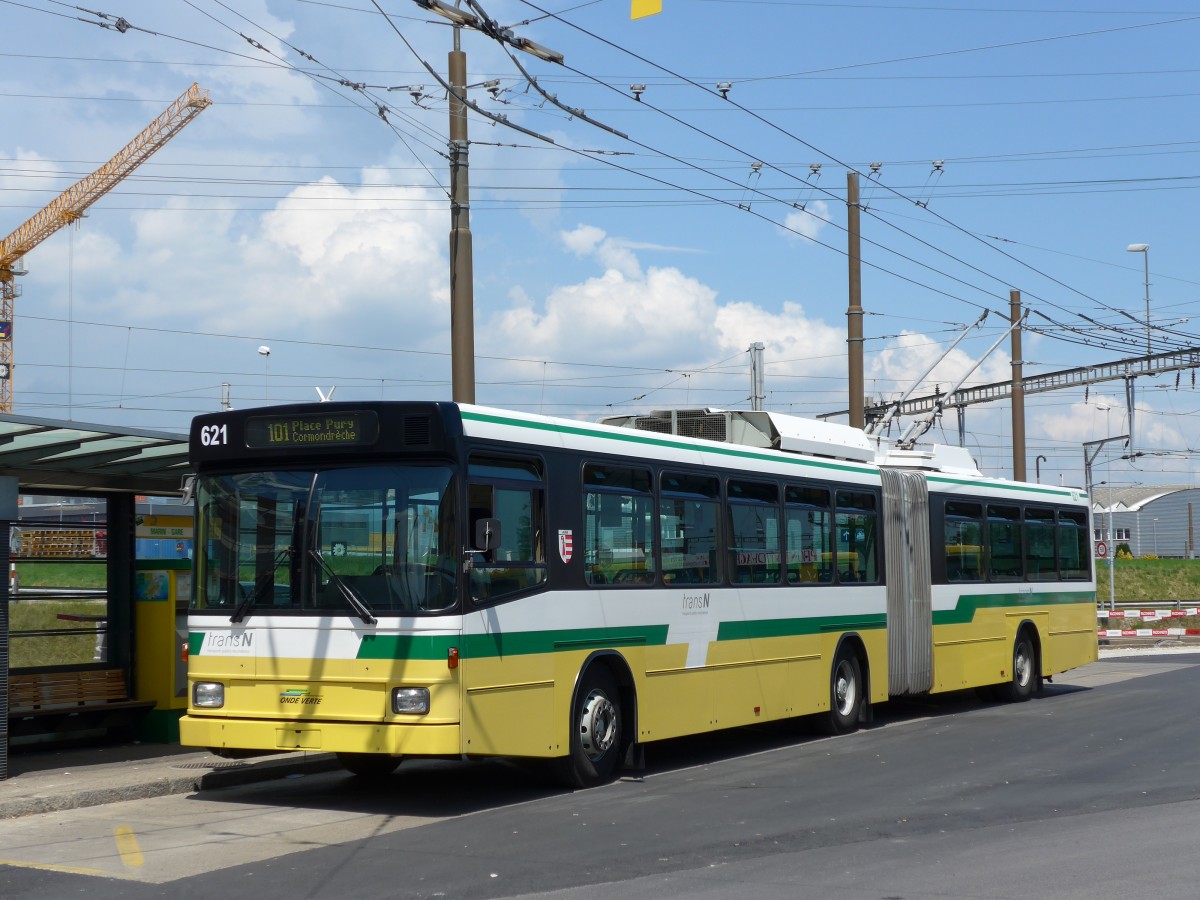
[308,549,377,625]
[231,547,291,624]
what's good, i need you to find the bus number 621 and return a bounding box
[200,424,227,446]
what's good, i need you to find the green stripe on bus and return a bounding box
[356,624,671,660]
[926,475,1076,497]
[932,590,1095,626]
[357,633,459,660]
[189,631,204,657]
[717,613,887,642]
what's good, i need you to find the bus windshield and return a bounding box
[192,464,457,617]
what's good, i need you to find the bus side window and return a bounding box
[659,472,721,587]
[785,485,832,586]
[583,464,656,588]
[944,500,983,583]
[835,490,878,584]
[467,457,547,602]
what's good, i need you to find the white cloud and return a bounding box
[561,225,642,279]
[487,226,849,414]
[24,172,451,339]
[712,300,842,376]
[781,200,831,242]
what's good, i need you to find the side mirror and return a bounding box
[474,517,501,552]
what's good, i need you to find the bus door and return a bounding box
[460,455,555,758]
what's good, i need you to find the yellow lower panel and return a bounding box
[462,654,558,758]
[180,715,461,756]
[712,660,791,728]
[639,667,712,742]
[1046,604,1099,673]
[462,681,558,757]
[1045,627,1099,673]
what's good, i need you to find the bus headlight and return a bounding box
[391,687,430,715]
[193,682,225,708]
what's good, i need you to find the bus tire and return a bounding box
[564,667,622,789]
[337,752,402,778]
[1001,631,1038,703]
[820,644,863,736]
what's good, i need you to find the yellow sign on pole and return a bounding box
[632,0,662,19]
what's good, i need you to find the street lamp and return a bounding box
[1035,454,1047,484]
[258,346,270,402]
[1153,517,1158,555]
[1126,243,1150,358]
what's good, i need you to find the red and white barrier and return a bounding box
[1096,608,1200,638]
[1099,628,1200,637]
[1097,608,1200,621]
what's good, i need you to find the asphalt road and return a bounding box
[3,653,1200,899]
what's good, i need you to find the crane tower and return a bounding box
[0,83,212,414]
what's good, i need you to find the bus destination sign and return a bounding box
[244,411,380,449]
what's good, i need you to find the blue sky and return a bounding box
[1,0,1198,490]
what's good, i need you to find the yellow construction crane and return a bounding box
[0,82,212,414]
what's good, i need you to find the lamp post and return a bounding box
[1096,403,1116,610]
[1153,517,1158,555]
[258,346,270,403]
[1126,243,1150,358]
[1035,454,1047,484]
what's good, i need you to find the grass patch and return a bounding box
[1095,558,1200,605]
[14,562,106,590]
[8,598,108,668]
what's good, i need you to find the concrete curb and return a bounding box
[0,753,341,820]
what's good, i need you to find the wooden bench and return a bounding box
[6,668,156,740]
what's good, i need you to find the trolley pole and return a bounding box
[448,32,476,405]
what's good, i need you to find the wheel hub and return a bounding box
[1015,646,1031,686]
[834,661,857,715]
[579,689,617,760]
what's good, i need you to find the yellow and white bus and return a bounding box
[181,402,1096,786]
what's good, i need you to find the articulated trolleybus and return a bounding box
[182,402,1097,786]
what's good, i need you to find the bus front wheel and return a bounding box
[819,645,863,736]
[564,667,622,789]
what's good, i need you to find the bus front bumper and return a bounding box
[180,715,462,756]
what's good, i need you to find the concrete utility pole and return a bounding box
[448,31,476,405]
[1009,290,1026,481]
[417,0,567,405]
[846,171,865,430]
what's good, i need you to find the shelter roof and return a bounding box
[0,414,189,495]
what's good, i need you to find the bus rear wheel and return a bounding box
[819,645,863,736]
[563,667,623,789]
[1000,632,1038,703]
[337,752,402,778]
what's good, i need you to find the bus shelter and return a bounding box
[0,413,191,780]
